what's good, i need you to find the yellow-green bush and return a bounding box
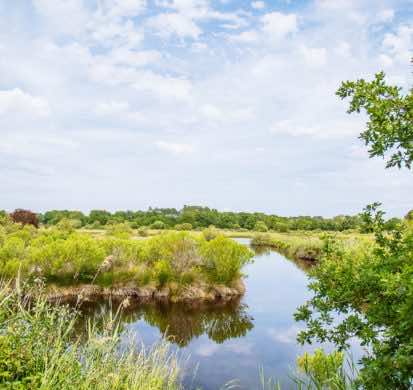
[0,223,252,288]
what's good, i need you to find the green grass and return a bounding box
[0,281,182,389]
[250,231,372,261]
[0,223,253,292]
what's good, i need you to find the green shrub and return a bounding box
[154,259,173,286]
[254,221,268,232]
[138,227,149,237]
[105,223,132,239]
[151,220,166,230]
[200,236,253,284]
[202,225,219,241]
[174,223,192,231]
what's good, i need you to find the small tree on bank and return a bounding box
[10,209,39,228]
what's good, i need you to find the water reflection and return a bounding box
[250,243,314,272]
[78,298,254,347]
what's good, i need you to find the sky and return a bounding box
[0,0,412,217]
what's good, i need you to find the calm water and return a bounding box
[77,239,362,389]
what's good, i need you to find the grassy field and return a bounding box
[80,226,373,262]
[0,221,254,302]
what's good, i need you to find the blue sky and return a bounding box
[0,0,412,217]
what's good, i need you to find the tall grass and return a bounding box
[0,223,253,289]
[251,231,372,262]
[0,281,182,389]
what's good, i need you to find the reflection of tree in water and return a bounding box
[77,298,254,347]
[250,243,313,273]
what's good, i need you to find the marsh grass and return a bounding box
[251,231,373,262]
[0,280,182,389]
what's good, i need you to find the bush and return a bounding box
[254,221,268,232]
[151,220,166,230]
[202,225,219,241]
[105,223,132,239]
[10,209,39,228]
[138,227,149,237]
[174,223,192,231]
[296,349,349,388]
[200,236,253,284]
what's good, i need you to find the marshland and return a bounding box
[2,1,413,389]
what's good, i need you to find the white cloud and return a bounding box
[300,46,328,67]
[146,13,202,39]
[0,89,51,117]
[377,8,394,23]
[251,1,265,10]
[261,12,297,41]
[98,0,147,19]
[229,30,260,43]
[94,100,144,122]
[382,25,413,64]
[33,0,88,36]
[155,141,194,154]
[133,72,192,100]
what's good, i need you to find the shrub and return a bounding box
[254,221,268,232]
[296,349,348,388]
[138,227,149,237]
[154,259,173,286]
[56,218,77,234]
[200,236,253,284]
[151,220,166,230]
[10,209,39,228]
[174,223,192,231]
[105,223,132,239]
[202,225,219,241]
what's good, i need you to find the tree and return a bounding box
[337,72,413,169]
[10,209,39,228]
[254,221,268,232]
[295,71,413,389]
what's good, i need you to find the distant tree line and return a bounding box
[1,206,407,232]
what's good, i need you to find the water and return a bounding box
[77,239,361,389]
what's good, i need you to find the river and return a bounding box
[76,238,362,389]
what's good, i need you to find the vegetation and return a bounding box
[8,206,382,233]
[0,220,253,295]
[250,231,370,262]
[0,282,181,389]
[337,71,413,169]
[295,71,413,389]
[9,208,39,227]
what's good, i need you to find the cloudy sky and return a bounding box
[0,0,412,217]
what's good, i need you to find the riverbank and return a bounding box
[0,221,253,304]
[45,279,245,303]
[250,231,372,261]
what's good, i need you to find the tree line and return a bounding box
[1,206,407,232]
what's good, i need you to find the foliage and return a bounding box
[200,235,253,284]
[296,349,346,388]
[36,206,365,232]
[0,283,181,389]
[9,209,39,228]
[255,221,268,232]
[174,223,192,231]
[337,71,413,169]
[0,225,250,288]
[295,205,413,388]
[202,225,219,241]
[151,220,167,230]
[138,227,149,237]
[105,222,133,239]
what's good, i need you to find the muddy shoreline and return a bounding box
[46,279,246,304]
